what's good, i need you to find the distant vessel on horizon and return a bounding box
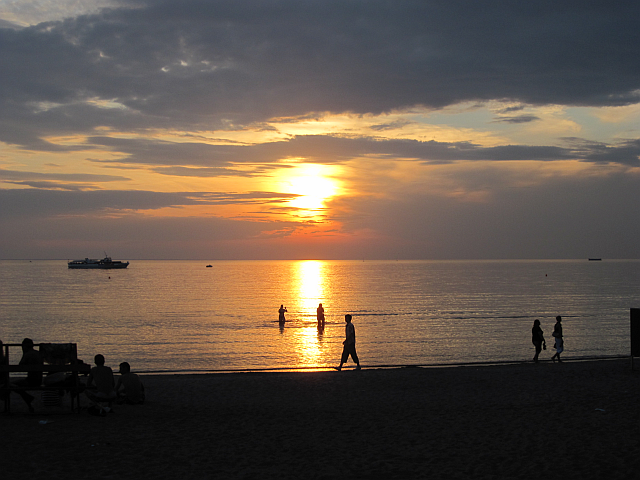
[588,258,602,261]
[68,254,129,269]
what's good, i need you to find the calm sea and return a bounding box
[1,259,638,372]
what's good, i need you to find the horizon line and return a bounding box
[1,257,638,262]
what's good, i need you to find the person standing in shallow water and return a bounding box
[337,314,361,371]
[531,319,546,363]
[278,305,287,324]
[551,315,564,362]
[317,303,325,329]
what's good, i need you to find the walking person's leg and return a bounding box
[349,344,361,370]
[351,344,360,370]
[337,345,349,371]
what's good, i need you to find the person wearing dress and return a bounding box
[551,316,564,363]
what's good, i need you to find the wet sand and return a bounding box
[2,358,639,479]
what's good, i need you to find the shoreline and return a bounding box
[131,353,630,374]
[3,358,639,479]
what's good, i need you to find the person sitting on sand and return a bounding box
[11,338,43,413]
[115,362,145,405]
[337,314,361,371]
[279,305,287,324]
[531,319,546,363]
[551,316,564,362]
[85,354,116,413]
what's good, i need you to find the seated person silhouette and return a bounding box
[85,354,116,414]
[115,362,145,405]
[12,338,43,413]
[0,340,8,402]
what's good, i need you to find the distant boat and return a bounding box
[206,265,212,268]
[68,255,129,269]
[588,258,602,261]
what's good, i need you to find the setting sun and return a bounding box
[282,164,341,215]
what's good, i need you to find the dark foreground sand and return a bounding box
[2,359,639,479]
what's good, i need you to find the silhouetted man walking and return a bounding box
[337,314,361,371]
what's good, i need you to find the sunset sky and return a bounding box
[1,0,639,260]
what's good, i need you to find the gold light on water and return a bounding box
[297,260,324,315]
[290,260,329,366]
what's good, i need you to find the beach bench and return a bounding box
[1,343,90,414]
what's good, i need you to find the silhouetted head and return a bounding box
[345,314,352,323]
[319,303,322,307]
[21,338,35,353]
[119,362,131,374]
[94,354,105,366]
[556,316,562,322]
[533,319,540,327]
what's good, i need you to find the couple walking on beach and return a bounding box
[532,316,564,363]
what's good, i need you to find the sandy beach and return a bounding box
[2,358,639,479]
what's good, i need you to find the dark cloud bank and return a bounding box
[2,0,639,147]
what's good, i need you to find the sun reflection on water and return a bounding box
[297,260,324,317]
[291,260,329,367]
